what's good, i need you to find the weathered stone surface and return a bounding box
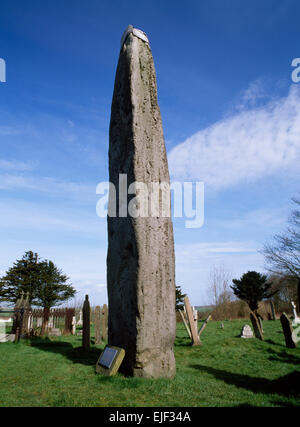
[270,301,276,320]
[240,324,253,339]
[101,304,108,342]
[250,311,264,340]
[82,295,90,349]
[107,26,176,378]
[280,312,297,348]
[184,297,201,346]
[95,306,101,345]
[198,314,211,337]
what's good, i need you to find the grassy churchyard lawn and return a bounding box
[0,319,299,407]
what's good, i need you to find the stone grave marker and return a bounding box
[96,345,125,376]
[184,296,201,346]
[291,301,300,326]
[280,312,297,348]
[178,309,191,339]
[198,314,211,337]
[82,295,90,349]
[270,300,276,320]
[101,304,108,342]
[250,311,264,340]
[240,324,254,339]
[95,305,102,344]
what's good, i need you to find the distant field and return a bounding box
[0,320,299,407]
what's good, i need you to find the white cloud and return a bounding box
[168,85,300,190]
[0,159,34,171]
[0,174,96,202]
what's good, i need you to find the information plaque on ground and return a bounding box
[96,345,125,376]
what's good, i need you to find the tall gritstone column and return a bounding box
[107,25,176,378]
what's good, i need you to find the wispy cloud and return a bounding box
[0,159,34,171]
[168,85,300,190]
[0,174,96,202]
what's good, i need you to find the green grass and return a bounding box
[0,320,299,407]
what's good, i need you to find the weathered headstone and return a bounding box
[82,295,90,349]
[192,306,198,331]
[72,316,76,335]
[179,309,191,339]
[49,328,62,337]
[101,304,108,342]
[291,301,300,326]
[77,310,83,326]
[184,297,201,346]
[107,25,176,378]
[250,311,264,340]
[270,300,276,320]
[280,312,297,348]
[95,305,102,344]
[240,324,254,339]
[198,314,211,337]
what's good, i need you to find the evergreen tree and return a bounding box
[175,284,186,310]
[231,271,275,312]
[0,251,76,309]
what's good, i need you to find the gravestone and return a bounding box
[192,306,198,331]
[101,304,108,342]
[82,295,90,349]
[77,310,83,326]
[107,25,176,378]
[49,328,62,337]
[240,324,254,339]
[198,314,211,337]
[179,309,191,339]
[280,312,297,348]
[184,297,201,346]
[72,316,76,335]
[291,301,300,326]
[95,305,102,344]
[270,300,276,320]
[250,311,264,340]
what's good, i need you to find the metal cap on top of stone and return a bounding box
[107,25,176,378]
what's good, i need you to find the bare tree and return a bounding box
[261,196,300,307]
[207,265,233,318]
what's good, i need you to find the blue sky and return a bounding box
[0,0,299,305]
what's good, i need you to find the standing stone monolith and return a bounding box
[107,25,176,378]
[82,295,90,349]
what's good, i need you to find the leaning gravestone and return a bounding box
[107,25,176,378]
[198,314,211,337]
[240,324,254,339]
[184,297,201,346]
[280,312,297,349]
[82,295,90,349]
[250,311,264,340]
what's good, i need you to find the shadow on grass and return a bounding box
[29,337,104,367]
[189,364,300,398]
[267,348,300,365]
